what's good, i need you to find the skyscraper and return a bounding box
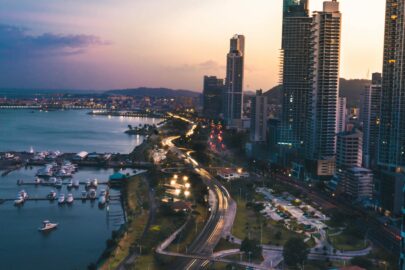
[280,0,312,147]
[362,73,382,168]
[336,97,347,133]
[224,34,245,128]
[202,76,224,120]
[378,0,405,217]
[250,90,268,142]
[305,0,342,177]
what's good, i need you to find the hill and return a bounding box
[105,87,200,98]
[264,78,370,107]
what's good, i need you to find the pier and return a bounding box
[16,181,109,186]
[0,195,121,204]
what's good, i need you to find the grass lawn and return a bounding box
[100,176,149,270]
[131,254,159,270]
[232,198,305,246]
[214,238,240,252]
[328,232,368,251]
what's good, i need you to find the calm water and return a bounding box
[0,109,160,153]
[0,110,155,269]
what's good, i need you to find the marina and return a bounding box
[0,109,152,270]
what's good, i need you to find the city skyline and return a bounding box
[0,0,385,91]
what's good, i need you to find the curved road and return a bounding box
[161,118,234,270]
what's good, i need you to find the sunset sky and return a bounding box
[0,0,386,91]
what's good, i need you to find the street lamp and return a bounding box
[170,180,176,186]
[173,174,178,179]
[175,189,181,196]
[185,190,190,197]
[183,176,189,181]
[185,183,191,189]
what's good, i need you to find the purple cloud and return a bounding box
[0,24,108,59]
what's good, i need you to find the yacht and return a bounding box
[98,190,107,205]
[19,190,28,200]
[81,191,88,200]
[14,195,24,205]
[38,220,58,232]
[89,189,97,200]
[66,194,74,204]
[36,165,53,177]
[56,169,72,178]
[54,179,63,189]
[34,177,42,185]
[58,194,65,204]
[67,180,73,189]
[48,177,57,184]
[73,180,80,189]
[90,179,98,188]
[47,190,57,200]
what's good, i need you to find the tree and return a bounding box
[283,238,309,269]
[240,238,262,261]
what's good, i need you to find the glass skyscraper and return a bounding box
[280,0,312,147]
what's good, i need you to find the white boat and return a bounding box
[67,180,73,189]
[47,190,57,200]
[38,220,58,232]
[36,165,53,177]
[81,191,88,200]
[90,179,98,188]
[14,195,24,205]
[58,194,65,204]
[56,169,72,178]
[49,177,57,184]
[55,179,63,189]
[34,177,42,185]
[98,190,107,205]
[66,194,74,204]
[19,190,28,200]
[89,189,97,200]
[73,180,80,188]
[98,195,106,205]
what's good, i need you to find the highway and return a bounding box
[161,118,234,270]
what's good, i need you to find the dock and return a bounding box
[17,181,109,186]
[0,195,121,203]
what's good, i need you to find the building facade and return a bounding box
[336,97,347,133]
[224,34,245,128]
[202,76,224,120]
[378,0,405,216]
[362,73,382,168]
[343,167,373,200]
[280,0,312,147]
[305,0,342,177]
[377,6,405,262]
[250,90,268,142]
[336,130,363,169]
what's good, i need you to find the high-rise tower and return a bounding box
[280,0,312,147]
[305,0,342,176]
[224,34,245,128]
[378,0,405,219]
[362,73,382,168]
[202,76,224,120]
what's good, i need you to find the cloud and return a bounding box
[166,60,225,72]
[0,24,108,59]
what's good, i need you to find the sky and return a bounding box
[0,0,386,91]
